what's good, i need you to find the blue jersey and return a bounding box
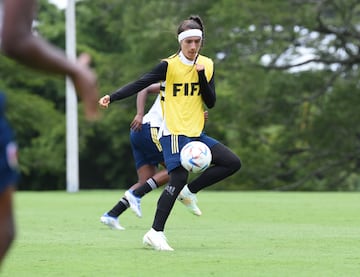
[0,93,19,193]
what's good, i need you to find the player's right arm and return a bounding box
[99,62,167,108]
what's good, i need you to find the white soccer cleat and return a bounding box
[100,213,125,230]
[143,228,174,251]
[125,190,142,218]
[177,184,202,216]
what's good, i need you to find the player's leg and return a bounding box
[101,160,166,224]
[125,164,170,217]
[100,164,157,229]
[143,135,189,251]
[187,142,241,193]
[130,164,168,197]
[130,164,161,191]
[130,126,167,195]
[152,167,188,231]
[143,166,187,251]
[100,126,152,227]
[124,125,166,217]
[177,136,240,216]
[113,164,158,218]
[0,186,15,267]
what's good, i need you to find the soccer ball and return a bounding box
[180,141,212,173]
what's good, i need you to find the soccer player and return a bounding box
[98,15,241,251]
[100,83,201,230]
[0,0,99,266]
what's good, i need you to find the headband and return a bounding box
[178,29,203,43]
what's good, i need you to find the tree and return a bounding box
[205,0,360,190]
[3,0,359,191]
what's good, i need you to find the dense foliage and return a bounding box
[2,0,359,191]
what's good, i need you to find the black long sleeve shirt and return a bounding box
[109,60,216,108]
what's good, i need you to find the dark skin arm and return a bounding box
[1,0,99,121]
[130,83,161,131]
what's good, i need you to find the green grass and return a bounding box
[2,190,360,277]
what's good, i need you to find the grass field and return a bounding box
[1,190,360,277]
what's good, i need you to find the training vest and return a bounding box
[142,94,163,128]
[162,54,213,137]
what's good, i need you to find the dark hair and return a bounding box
[177,15,205,39]
[176,15,205,54]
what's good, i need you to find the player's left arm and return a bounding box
[196,64,216,108]
[130,83,161,131]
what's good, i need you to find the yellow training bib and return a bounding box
[162,54,213,137]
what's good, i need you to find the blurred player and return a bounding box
[0,0,99,266]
